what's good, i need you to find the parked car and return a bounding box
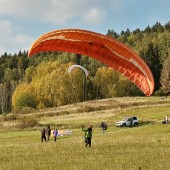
[115,116,138,127]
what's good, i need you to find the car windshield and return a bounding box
[123,117,129,121]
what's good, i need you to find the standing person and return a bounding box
[165,115,169,124]
[41,128,46,143]
[100,122,107,134]
[129,117,133,127]
[53,129,58,142]
[162,117,166,124]
[46,125,51,141]
[82,125,92,148]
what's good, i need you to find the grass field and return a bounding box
[0,96,170,170]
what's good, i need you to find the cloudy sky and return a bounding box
[0,0,169,55]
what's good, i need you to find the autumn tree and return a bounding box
[93,67,120,98]
[12,83,36,110]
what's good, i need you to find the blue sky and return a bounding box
[0,0,169,55]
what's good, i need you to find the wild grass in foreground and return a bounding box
[0,96,170,170]
[0,124,170,170]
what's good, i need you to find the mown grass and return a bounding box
[0,96,170,170]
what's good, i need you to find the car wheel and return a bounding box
[122,123,127,127]
[134,123,138,127]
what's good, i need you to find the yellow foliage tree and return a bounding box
[12,83,36,109]
[93,66,119,98]
[13,61,86,109]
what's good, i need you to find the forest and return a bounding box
[0,22,170,113]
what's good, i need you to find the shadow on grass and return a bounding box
[139,120,156,126]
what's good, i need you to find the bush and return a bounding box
[77,105,95,113]
[37,101,46,109]
[153,89,165,96]
[14,93,36,109]
[3,114,17,121]
[16,116,39,129]
[13,106,35,114]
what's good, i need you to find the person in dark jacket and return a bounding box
[82,125,92,148]
[100,122,107,134]
[129,117,133,127]
[46,125,51,141]
[41,128,46,143]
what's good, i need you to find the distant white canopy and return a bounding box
[68,64,89,77]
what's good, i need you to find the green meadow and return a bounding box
[0,97,170,170]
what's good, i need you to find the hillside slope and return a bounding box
[1,96,170,131]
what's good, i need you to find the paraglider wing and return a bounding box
[68,64,89,77]
[28,29,154,96]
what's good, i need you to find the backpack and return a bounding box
[103,123,107,130]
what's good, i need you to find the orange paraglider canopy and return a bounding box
[28,29,154,96]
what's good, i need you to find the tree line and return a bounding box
[0,22,170,113]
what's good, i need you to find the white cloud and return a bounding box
[83,8,106,24]
[0,19,34,54]
[15,34,35,50]
[0,20,12,42]
[38,0,109,25]
[0,0,110,25]
[0,0,169,55]
[0,20,13,53]
[0,0,126,55]
[0,0,114,55]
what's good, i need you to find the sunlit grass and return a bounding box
[1,124,170,170]
[0,96,170,169]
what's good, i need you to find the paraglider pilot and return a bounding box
[82,125,92,148]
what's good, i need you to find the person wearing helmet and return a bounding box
[82,125,92,148]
